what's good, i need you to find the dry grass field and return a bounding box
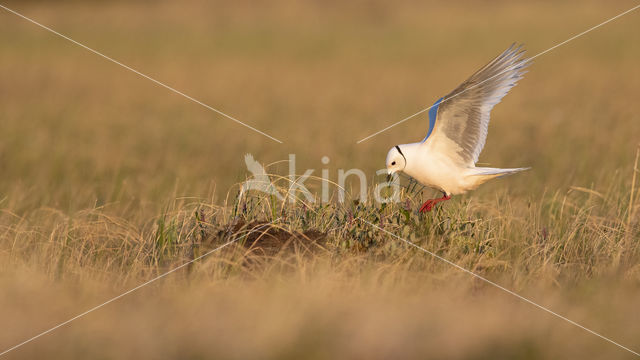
[1,0,640,358]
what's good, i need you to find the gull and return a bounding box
[386,44,531,212]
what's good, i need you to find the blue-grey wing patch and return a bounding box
[422,97,443,142]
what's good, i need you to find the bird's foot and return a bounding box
[419,194,451,213]
[419,200,435,213]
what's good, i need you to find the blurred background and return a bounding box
[1,0,638,212]
[1,1,639,359]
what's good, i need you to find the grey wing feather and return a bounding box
[433,44,531,165]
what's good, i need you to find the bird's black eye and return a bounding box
[391,161,396,165]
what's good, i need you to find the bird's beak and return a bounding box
[386,170,395,182]
[387,174,392,182]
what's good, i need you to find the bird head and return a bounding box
[386,145,406,180]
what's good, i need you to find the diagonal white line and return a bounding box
[0,221,277,357]
[356,3,640,144]
[358,218,640,357]
[0,4,283,144]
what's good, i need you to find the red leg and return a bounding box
[419,193,451,213]
[419,199,434,212]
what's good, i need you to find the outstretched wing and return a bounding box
[424,44,530,166]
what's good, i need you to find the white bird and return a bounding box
[386,44,531,212]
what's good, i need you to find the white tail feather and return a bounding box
[471,167,531,178]
[463,167,530,191]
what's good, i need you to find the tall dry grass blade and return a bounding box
[569,186,604,199]
[629,144,640,230]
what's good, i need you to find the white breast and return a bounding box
[404,148,471,195]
